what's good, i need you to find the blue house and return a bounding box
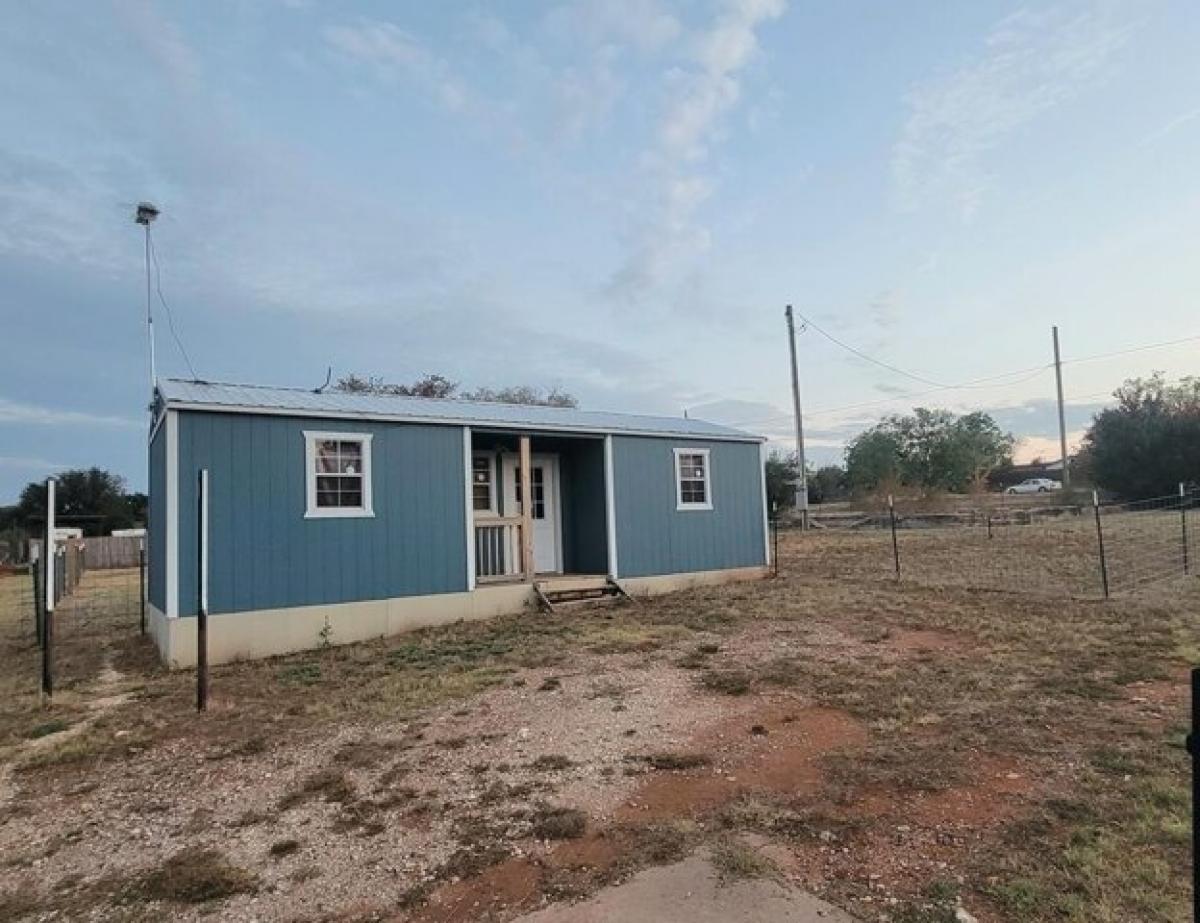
[147,380,769,666]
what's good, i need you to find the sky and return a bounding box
[1,0,1199,502]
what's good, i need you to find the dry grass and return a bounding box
[531,804,588,840]
[133,847,258,903]
[1,533,1197,921]
[710,836,778,882]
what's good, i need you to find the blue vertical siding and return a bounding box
[561,439,609,574]
[147,417,167,611]
[176,411,468,616]
[612,436,765,578]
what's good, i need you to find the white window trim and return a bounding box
[674,447,713,511]
[471,451,499,517]
[304,430,375,519]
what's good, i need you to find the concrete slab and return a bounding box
[512,854,858,923]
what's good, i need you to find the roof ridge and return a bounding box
[162,377,739,429]
[158,379,762,440]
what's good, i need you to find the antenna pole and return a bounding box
[785,305,810,526]
[135,202,160,400]
[145,224,156,393]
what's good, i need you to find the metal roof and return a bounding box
[157,379,763,442]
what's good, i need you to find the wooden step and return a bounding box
[534,577,633,612]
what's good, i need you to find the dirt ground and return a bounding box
[1,531,1197,922]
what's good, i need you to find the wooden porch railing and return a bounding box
[475,517,525,582]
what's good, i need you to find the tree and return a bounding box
[1080,373,1200,498]
[764,453,847,508]
[811,465,848,503]
[764,451,799,512]
[335,373,578,407]
[845,408,1013,493]
[845,428,903,493]
[14,468,144,536]
[336,373,457,399]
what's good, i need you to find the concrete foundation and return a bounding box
[149,565,769,668]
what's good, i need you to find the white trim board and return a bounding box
[759,442,771,568]
[604,435,618,579]
[302,430,375,519]
[674,447,714,512]
[463,427,476,592]
[165,410,179,617]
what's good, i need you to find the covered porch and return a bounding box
[467,430,612,587]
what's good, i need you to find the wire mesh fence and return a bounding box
[0,552,146,695]
[780,487,1200,600]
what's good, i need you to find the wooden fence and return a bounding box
[83,535,144,569]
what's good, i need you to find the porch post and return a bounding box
[604,435,618,579]
[463,427,475,591]
[519,435,534,582]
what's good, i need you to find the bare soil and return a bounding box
[1,533,1197,923]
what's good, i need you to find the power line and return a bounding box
[716,328,1200,431]
[1061,333,1200,367]
[790,308,951,387]
[718,364,1053,429]
[147,232,198,380]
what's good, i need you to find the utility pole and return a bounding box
[1052,326,1071,489]
[784,305,809,526]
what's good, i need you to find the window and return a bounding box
[674,448,712,511]
[514,466,546,519]
[472,453,496,514]
[304,431,374,518]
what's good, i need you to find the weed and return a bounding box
[278,662,321,686]
[630,752,711,771]
[24,718,71,739]
[531,804,587,840]
[269,839,301,859]
[439,843,512,880]
[710,837,777,881]
[532,754,574,771]
[133,847,257,903]
[278,769,355,811]
[699,669,751,695]
[334,739,396,768]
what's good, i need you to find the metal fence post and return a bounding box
[1187,668,1199,922]
[42,478,55,699]
[888,494,900,579]
[29,559,42,647]
[139,543,146,635]
[197,468,209,712]
[986,514,993,540]
[1181,483,1190,577]
[1092,490,1109,599]
[771,503,779,578]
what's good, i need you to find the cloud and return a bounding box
[607,0,787,300]
[1138,105,1200,148]
[543,0,682,53]
[325,20,470,112]
[893,3,1134,219]
[0,398,142,429]
[0,455,70,472]
[1012,432,1086,464]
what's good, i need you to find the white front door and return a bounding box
[502,453,562,574]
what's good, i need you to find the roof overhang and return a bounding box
[163,399,768,443]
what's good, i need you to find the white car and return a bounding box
[1006,477,1062,495]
